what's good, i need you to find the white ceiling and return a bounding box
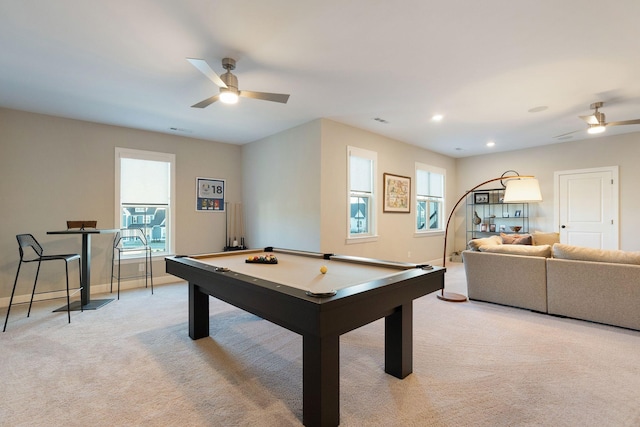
[2,0,640,158]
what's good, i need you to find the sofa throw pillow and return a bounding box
[552,243,640,265]
[500,232,532,245]
[532,231,560,246]
[479,244,552,258]
[467,235,502,251]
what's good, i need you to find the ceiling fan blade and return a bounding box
[606,119,640,127]
[579,114,600,125]
[553,129,582,139]
[186,58,227,88]
[191,94,220,108]
[240,90,290,104]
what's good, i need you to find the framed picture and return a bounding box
[489,224,496,232]
[499,224,506,232]
[474,192,490,204]
[481,224,487,232]
[514,210,522,217]
[196,177,225,212]
[383,173,411,213]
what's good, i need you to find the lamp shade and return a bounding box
[503,178,542,202]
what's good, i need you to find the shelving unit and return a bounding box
[466,188,529,241]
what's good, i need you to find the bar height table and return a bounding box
[47,228,119,310]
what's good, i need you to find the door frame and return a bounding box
[553,165,619,248]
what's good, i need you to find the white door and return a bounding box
[555,166,618,249]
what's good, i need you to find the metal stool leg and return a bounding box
[3,261,23,332]
[149,249,154,295]
[27,259,43,318]
[78,258,83,313]
[65,261,71,323]
[110,248,115,294]
[117,252,121,300]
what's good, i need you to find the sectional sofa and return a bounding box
[462,234,640,331]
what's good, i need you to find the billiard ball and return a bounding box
[320,265,327,274]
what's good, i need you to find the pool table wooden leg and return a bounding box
[385,302,413,379]
[303,333,339,427]
[189,283,209,339]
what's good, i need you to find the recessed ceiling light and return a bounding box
[431,114,444,121]
[486,141,495,147]
[169,127,192,133]
[528,106,548,113]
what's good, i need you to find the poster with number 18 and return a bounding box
[196,177,225,211]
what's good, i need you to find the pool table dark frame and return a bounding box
[165,248,444,427]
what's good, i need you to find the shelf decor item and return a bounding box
[474,192,490,204]
[473,211,482,225]
[440,170,542,302]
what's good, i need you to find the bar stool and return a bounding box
[3,234,83,332]
[110,228,153,299]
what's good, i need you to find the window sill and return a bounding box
[345,235,379,245]
[414,230,444,238]
[118,253,168,262]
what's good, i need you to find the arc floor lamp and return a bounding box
[438,170,543,302]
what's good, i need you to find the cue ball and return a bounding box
[320,265,328,274]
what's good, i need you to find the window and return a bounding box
[115,148,175,257]
[415,163,445,233]
[348,146,377,240]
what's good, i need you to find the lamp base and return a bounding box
[437,292,467,303]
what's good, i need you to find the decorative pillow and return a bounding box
[467,235,502,251]
[552,243,640,265]
[532,231,560,246]
[479,244,552,258]
[500,233,532,245]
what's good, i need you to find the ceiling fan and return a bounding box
[554,101,640,139]
[187,57,290,108]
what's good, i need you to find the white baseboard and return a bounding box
[0,274,181,309]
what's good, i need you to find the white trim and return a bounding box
[414,162,446,234]
[115,147,176,256]
[347,146,378,240]
[553,165,619,249]
[345,235,379,245]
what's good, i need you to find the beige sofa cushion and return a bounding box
[547,259,640,330]
[467,235,502,251]
[500,233,532,245]
[532,231,560,246]
[552,243,640,265]
[480,244,552,258]
[463,250,548,312]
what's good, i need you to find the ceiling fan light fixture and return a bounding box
[587,124,606,134]
[219,88,239,104]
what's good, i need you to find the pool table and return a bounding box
[165,247,444,427]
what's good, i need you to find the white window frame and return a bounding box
[415,162,445,236]
[347,146,378,243]
[115,147,176,258]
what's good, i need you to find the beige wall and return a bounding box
[242,120,322,251]
[4,105,639,304]
[455,132,640,252]
[242,118,457,264]
[319,119,457,263]
[0,108,242,302]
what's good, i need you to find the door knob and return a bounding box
[561,225,566,228]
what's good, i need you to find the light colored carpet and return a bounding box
[1,263,639,426]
